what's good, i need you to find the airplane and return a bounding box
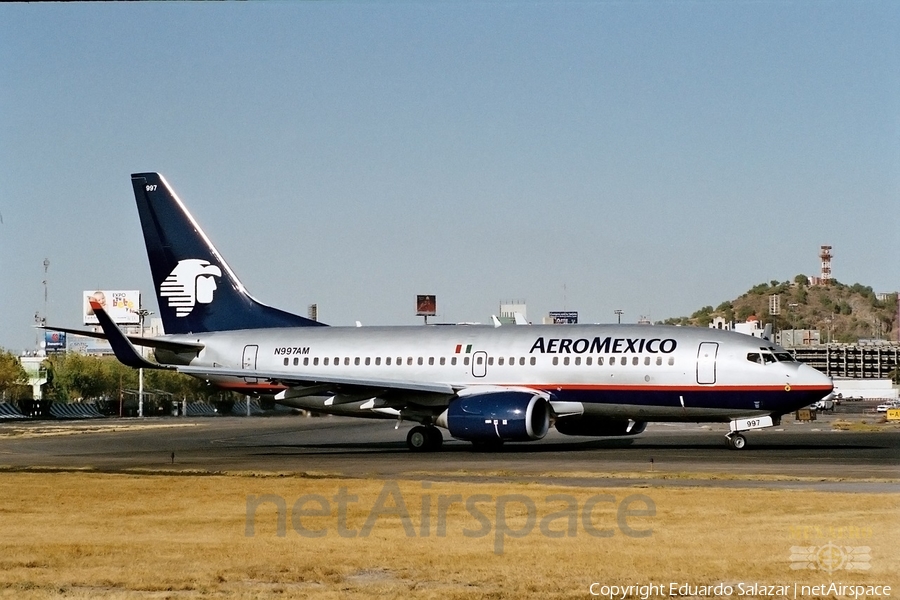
[55,172,834,452]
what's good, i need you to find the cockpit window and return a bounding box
[774,352,794,362]
[746,353,762,364]
[762,353,777,364]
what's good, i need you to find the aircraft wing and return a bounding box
[177,364,456,397]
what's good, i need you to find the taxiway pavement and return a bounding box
[1,414,897,492]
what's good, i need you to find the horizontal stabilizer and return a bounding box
[40,325,204,355]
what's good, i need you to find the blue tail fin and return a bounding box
[131,173,326,334]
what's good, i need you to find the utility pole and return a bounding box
[137,307,152,418]
[614,309,623,324]
[42,258,49,327]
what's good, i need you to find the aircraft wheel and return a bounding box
[728,433,747,450]
[425,426,443,451]
[407,426,430,452]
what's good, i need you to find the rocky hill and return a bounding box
[661,277,898,344]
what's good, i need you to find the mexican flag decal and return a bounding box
[454,344,473,354]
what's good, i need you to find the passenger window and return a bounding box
[487,357,493,366]
[563,357,570,366]
[440,357,445,366]
[668,357,674,366]
[586,357,592,366]
[464,357,470,366]
[375,357,381,366]
[574,357,581,366]
[323,357,329,366]
[293,357,299,366]
[656,357,662,366]
[644,357,650,366]
[530,357,535,366]
[407,357,413,366]
[476,356,483,365]
[386,357,392,366]
[354,357,360,366]
[428,357,434,366]
[498,357,504,366]
[365,357,371,366]
[334,357,339,365]
[303,357,309,366]
[283,358,289,366]
[632,357,639,366]
[552,357,559,366]
[344,357,350,366]
[610,357,616,365]
[597,357,604,365]
[313,357,319,366]
[418,357,424,366]
[451,357,457,366]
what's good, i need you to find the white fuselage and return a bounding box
[162,323,833,423]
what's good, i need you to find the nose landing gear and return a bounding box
[725,432,747,450]
[725,415,777,450]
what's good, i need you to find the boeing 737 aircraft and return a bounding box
[56,173,834,451]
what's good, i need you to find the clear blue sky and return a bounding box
[1,2,898,351]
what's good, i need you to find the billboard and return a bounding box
[83,290,141,325]
[549,311,578,324]
[44,331,66,352]
[67,334,113,355]
[416,295,436,317]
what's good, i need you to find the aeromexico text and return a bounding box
[529,337,678,355]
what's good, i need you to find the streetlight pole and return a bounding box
[614,309,623,325]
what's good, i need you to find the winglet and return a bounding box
[88,299,166,370]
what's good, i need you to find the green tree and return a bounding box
[736,305,756,321]
[0,350,27,398]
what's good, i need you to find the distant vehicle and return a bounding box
[876,401,900,413]
[814,398,834,412]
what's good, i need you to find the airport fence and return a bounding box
[0,402,27,419]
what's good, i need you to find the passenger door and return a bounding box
[242,345,259,384]
[696,342,718,385]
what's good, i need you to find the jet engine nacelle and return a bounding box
[436,389,550,442]
[555,417,647,437]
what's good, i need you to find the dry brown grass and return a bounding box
[0,423,201,440]
[0,472,896,599]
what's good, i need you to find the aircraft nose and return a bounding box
[800,363,833,394]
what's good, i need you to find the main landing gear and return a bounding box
[406,425,443,452]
